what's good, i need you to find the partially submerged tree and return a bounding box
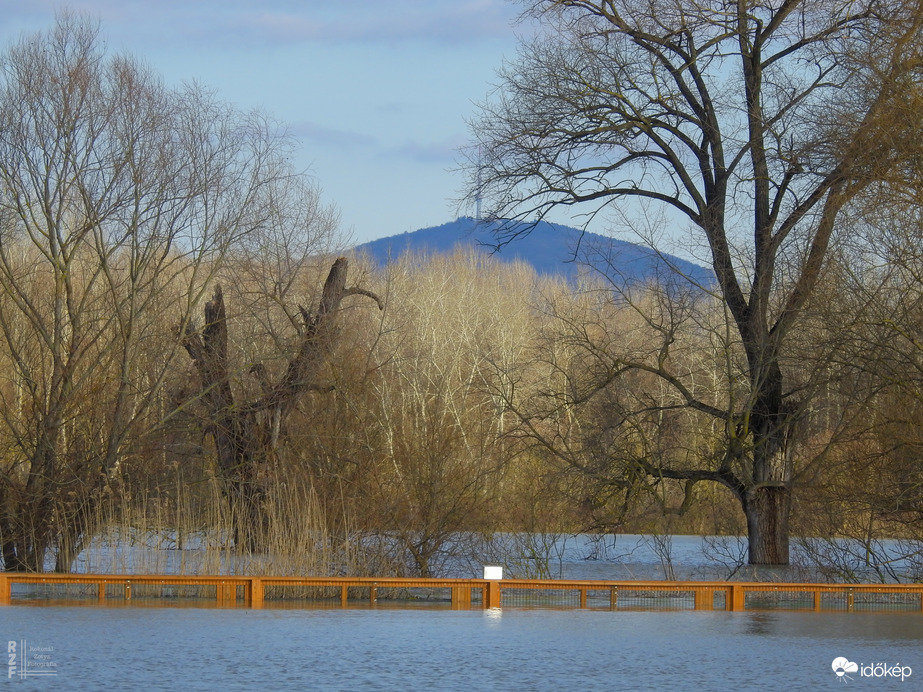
[789,187,923,580]
[181,257,382,552]
[467,0,923,564]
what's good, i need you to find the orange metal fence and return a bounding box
[1,573,921,612]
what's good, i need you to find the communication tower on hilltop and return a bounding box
[475,145,483,221]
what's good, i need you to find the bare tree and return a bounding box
[786,191,923,580]
[352,250,532,576]
[180,257,382,552]
[0,14,307,571]
[466,0,923,564]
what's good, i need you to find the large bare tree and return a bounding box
[467,0,923,564]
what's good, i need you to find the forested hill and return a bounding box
[353,217,713,286]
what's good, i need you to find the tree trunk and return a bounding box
[181,257,381,552]
[744,484,791,565]
[744,353,796,565]
[0,508,50,572]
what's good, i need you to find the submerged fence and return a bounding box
[2,573,922,612]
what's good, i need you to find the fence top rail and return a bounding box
[1,573,921,592]
[497,580,923,592]
[0,574,255,586]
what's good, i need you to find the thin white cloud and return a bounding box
[289,123,464,166]
[288,121,379,151]
[0,0,524,48]
[210,2,521,48]
[388,134,469,165]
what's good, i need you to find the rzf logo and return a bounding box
[7,641,16,679]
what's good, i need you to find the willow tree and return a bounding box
[467,0,923,564]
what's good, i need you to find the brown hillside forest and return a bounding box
[1,5,923,581]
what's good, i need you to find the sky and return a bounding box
[0,0,548,246]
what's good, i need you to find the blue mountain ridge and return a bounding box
[352,217,713,287]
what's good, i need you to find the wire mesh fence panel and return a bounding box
[497,586,703,610]
[585,589,619,609]
[133,583,221,600]
[850,591,923,612]
[405,587,453,602]
[820,592,848,611]
[11,583,98,601]
[134,583,220,601]
[738,588,923,612]
[263,584,342,602]
[260,584,462,607]
[614,589,695,610]
[499,588,584,609]
[745,590,817,611]
[12,582,206,601]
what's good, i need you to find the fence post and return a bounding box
[0,574,9,605]
[249,578,264,608]
[728,584,744,611]
[484,580,501,609]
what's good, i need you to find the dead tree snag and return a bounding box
[181,257,382,551]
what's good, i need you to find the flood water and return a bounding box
[2,605,920,690]
[4,534,922,689]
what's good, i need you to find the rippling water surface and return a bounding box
[5,535,921,689]
[2,605,921,690]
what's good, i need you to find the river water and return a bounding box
[2,605,920,690]
[3,534,921,690]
